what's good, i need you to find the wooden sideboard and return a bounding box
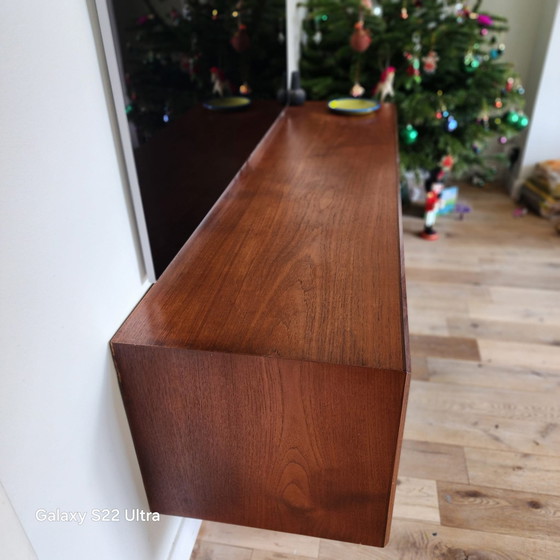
[111,101,410,547]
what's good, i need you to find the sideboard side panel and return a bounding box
[112,343,409,546]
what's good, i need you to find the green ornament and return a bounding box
[505,111,520,126]
[401,124,419,145]
[517,115,529,129]
[464,52,480,72]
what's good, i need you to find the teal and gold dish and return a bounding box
[327,98,380,115]
[203,96,252,111]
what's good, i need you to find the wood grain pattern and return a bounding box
[426,357,560,392]
[111,103,409,547]
[113,103,407,372]
[438,482,560,541]
[192,182,560,559]
[409,334,480,361]
[191,541,252,560]
[113,345,408,546]
[465,447,560,495]
[319,519,560,559]
[392,477,440,523]
[398,441,468,484]
[198,522,320,558]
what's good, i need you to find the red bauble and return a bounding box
[350,21,371,53]
[231,24,250,53]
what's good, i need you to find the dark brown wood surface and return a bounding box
[112,102,410,547]
[115,102,408,372]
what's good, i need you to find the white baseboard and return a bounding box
[168,518,202,560]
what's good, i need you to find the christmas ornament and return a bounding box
[494,98,503,109]
[505,111,519,126]
[401,124,419,145]
[505,77,515,92]
[239,82,251,95]
[517,114,530,129]
[373,66,396,101]
[504,110,529,130]
[422,50,439,74]
[446,115,458,132]
[404,52,421,84]
[350,83,365,97]
[464,51,481,72]
[498,136,508,144]
[231,24,250,52]
[210,67,229,96]
[477,14,494,27]
[440,154,455,172]
[350,21,372,53]
[162,105,171,123]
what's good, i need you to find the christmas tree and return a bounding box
[300,0,529,182]
[118,0,286,142]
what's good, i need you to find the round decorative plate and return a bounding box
[203,96,252,111]
[327,98,380,115]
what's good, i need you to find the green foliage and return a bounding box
[300,0,528,179]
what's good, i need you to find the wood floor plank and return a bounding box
[398,440,469,484]
[426,357,560,392]
[406,265,560,292]
[405,267,484,287]
[404,407,560,457]
[251,551,317,560]
[489,285,560,306]
[478,339,560,372]
[407,280,491,303]
[465,447,560,495]
[407,296,469,315]
[392,477,440,523]
[409,355,429,381]
[408,310,450,337]
[197,522,320,558]
[191,541,252,560]
[408,379,560,423]
[409,335,480,361]
[447,316,560,346]
[469,301,560,326]
[438,481,560,542]
[318,519,560,559]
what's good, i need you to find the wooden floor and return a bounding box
[190,183,560,560]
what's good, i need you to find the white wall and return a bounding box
[482,0,542,87]
[0,2,198,558]
[515,0,560,188]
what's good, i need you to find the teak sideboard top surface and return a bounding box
[114,102,409,372]
[112,102,410,547]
